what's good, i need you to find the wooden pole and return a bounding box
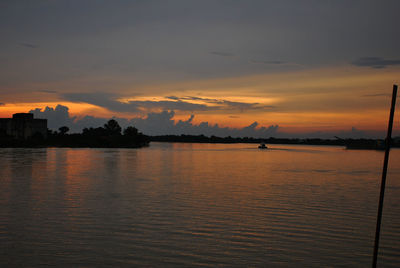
[372,84,397,268]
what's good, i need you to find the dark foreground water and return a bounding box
[0,143,399,267]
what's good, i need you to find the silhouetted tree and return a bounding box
[123,126,139,137]
[82,127,90,134]
[59,126,69,135]
[1,118,150,148]
[82,127,106,136]
[104,119,121,136]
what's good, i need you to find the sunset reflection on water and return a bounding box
[0,144,399,267]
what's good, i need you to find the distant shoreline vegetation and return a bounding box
[150,134,400,149]
[1,119,399,149]
[0,119,150,148]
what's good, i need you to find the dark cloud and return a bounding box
[62,93,274,113]
[133,100,210,112]
[19,43,38,49]
[214,100,275,111]
[62,92,210,113]
[29,104,118,133]
[130,110,279,137]
[62,92,133,111]
[165,96,275,111]
[0,102,4,106]
[27,104,391,138]
[1,1,399,86]
[29,105,77,130]
[27,104,279,137]
[72,115,117,132]
[352,57,400,68]
[165,96,180,100]
[210,51,235,57]
[166,96,219,102]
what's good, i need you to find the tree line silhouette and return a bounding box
[1,118,399,149]
[151,134,399,148]
[47,119,149,148]
[0,119,149,148]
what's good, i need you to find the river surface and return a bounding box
[0,143,400,267]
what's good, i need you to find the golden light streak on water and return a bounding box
[0,144,399,266]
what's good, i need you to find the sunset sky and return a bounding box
[1,0,399,138]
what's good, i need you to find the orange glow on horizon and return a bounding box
[0,101,398,134]
[0,102,108,118]
[1,65,399,135]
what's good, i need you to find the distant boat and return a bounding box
[258,142,268,149]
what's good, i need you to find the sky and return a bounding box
[1,0,400,138]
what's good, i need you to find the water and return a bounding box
[0,143,399,267]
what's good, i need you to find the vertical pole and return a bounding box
[372,84,397,268]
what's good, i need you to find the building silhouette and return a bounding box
[0,113,47,139]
